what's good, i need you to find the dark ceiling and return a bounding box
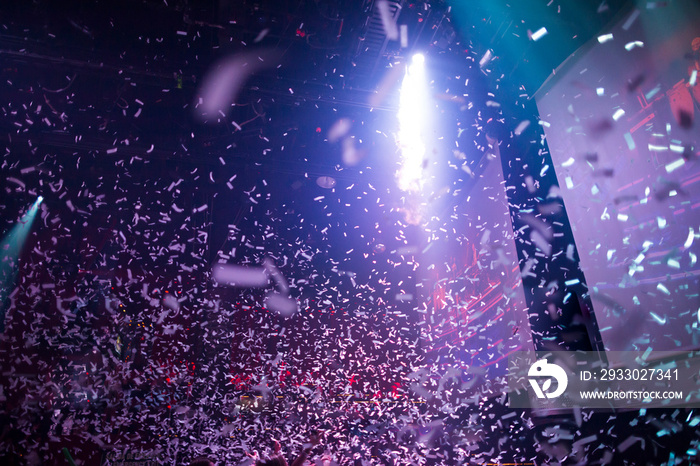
[0,0,631,160]
[0,0,630,259]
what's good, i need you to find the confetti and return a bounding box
[400,24,408,48]
[327,118,352,143]
[263,291,298,317]
[612,108,625,121]
[684,228,695,249]
[665,158,685,173]
[212,264,269,287]
[514,120,530,136]
[531,27,548,41]
[195,49,279,121]
[1,3,698,465]
[597,33,614,43]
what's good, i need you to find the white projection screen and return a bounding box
[536,1,700,353]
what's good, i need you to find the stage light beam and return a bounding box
[0,196,43,332]
[397,53,428,192]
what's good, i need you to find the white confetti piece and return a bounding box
[648,143,668,152]
[163,294,180,311]
[566,244,575,261]
[196,49,278,121]
[342,137,363,166]
[684,228,694,249]
[253,28,269,43]
[514,120,530,135]
[665,158,685,173]
[479,49,493,68]
[212,264,269,287]
[264,291,298,317]
[597,33,614,43]
[531,27,548,41]
[316,176,336,189]
[656,283,671,295]
[327,118,352,143]
[670,143,685,153]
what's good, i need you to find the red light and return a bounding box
[316,127,321,133]
[166,377,171,383]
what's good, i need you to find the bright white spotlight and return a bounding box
[37,196,44,204]
[397,55,428,192]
